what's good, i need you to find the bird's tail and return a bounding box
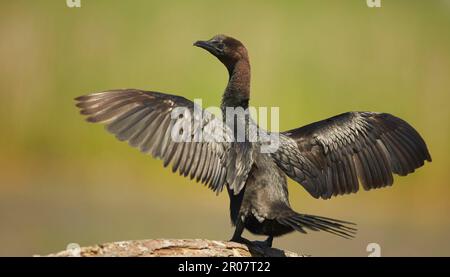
[276,212,357,239]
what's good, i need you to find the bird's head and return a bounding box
[194,34,248,71]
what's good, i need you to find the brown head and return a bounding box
[194,34,249,74]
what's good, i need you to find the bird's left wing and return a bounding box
[272,112,431,199]
[75,89,244,193]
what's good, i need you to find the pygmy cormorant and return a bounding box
[75,34,431,247]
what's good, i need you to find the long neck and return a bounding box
[221,59,251,109]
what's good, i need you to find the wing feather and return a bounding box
[272,112,431,199]
[75,89,238,193]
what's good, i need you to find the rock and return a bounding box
[41,239,306,257]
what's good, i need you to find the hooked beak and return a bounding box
[193,40,222,56]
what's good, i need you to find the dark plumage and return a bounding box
[75,34,431,246]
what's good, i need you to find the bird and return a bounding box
[75,34,431,247]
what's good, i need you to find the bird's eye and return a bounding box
[216,43,224,50]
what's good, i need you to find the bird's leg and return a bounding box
[264,236,273,248]
[250,236,274,249]
[230,220,251,245]
[229,220,273,250]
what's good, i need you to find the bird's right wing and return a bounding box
[75,89,252,194]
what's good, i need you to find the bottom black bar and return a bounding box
[0,257,449,274]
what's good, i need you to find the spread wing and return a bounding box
[75,89,252,194]
[272,112,431,199]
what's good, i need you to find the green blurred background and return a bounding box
[0,0,449,256]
